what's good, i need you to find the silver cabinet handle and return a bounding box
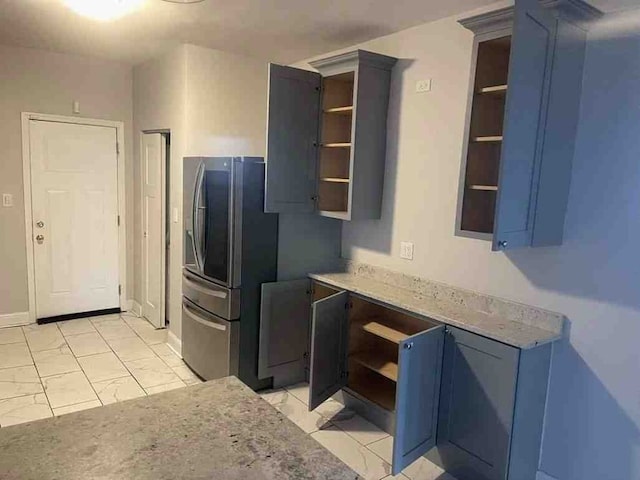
[183,276,227,299]
[183,303,227,331]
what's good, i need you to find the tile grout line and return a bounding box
[21,323,59,419]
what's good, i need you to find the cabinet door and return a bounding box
[258,280,311,387]
[493,0,557,251]
[427,327,519,480]
[392,325,445,475]
[265,64,321,213]
[308,291,349,410]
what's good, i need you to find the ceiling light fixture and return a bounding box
[63,0,146,21]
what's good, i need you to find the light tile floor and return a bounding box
[260,383,458,480]
[0,313,201,427]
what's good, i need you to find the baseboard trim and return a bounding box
[167,330,182,357]
[537,471,559,480]
[128,300,142,316]
[0,312,32,328]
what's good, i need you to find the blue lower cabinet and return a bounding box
[426,326,551,480]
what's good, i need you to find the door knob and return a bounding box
[36,221,44,228]
[35,235,44,244]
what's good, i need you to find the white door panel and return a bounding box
[30,120,120,318]
[141,133,166,328]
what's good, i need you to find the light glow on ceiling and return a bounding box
[63,0,146,21]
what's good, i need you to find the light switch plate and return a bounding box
[416,79,432,93]
[400,241,414,260]
[2,194,13,207]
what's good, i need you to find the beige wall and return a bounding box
[296,5,640,480]
[0,44,133,316]
[133,44,268,342]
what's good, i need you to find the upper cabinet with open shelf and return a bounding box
[264,50,397,221]
[455,0,602,250]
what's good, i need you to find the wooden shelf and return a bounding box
[351,352,398,382]
[473,136,503,143]
[324,106,354,114]
[348,369,396,411]
[478,84,507,94]
[321,177,350,184]
[468,185,498,191]
[360,321,409,344]
[322,143,351,148]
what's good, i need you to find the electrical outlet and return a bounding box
[415,79,432,93]
[2,194,13,207]
[400,241,414,260]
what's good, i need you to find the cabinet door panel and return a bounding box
[392,325,445,475]
[308,291,349,410]
[493,0,557,250]
[258,280,311,387]
[265,64,321,213]
[428,327,519,480]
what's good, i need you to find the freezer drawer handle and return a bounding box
[183,277,228,299]
[183,303,227,331]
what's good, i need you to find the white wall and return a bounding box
[133,44,270,341]
[297,5,640,480]
[0,44,133,316]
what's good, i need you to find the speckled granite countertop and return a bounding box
[0,377,358,480]
[310,267,565,349]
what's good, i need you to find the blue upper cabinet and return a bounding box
[455,0,602,250]
[264,50,397,221]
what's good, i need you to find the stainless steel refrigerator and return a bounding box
[182,156,278,390]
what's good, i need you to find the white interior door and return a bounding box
[30,120,120,319]
[141,133,166,328]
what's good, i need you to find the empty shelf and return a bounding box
[473,135,502,142]
[324,106,354,114]
[478,84,508,94]
[351,352,398,382]
[320,177,350,184]
[473,136,503,143]
[468,185,498,191]
[348,371,396,411]
[322,143,351,148]
[360,321,409,344]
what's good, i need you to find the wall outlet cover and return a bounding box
[400,241,414,260]
[416,79,432,93]
[2,194,13,207]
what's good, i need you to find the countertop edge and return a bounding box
[309,273,563,350]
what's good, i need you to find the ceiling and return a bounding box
[0,0,634,66]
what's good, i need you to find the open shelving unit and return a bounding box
[459,35,512,235]
[318,72,354,215]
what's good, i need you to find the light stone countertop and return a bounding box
[309,270,563,349]
[0,377,359,480]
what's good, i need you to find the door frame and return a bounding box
[21,112,127,324]
[140,130,169,328]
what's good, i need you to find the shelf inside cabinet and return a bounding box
[478,84,508,94]
[321,177,350,184]
[348,362,397,411]
[351,352,398,382]
[322,143,352,148]
[360,321,409,344]
[468,185,498,191]
[324,106,354,114]
[473,136,503,143]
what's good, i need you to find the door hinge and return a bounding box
[117,215,120,226]
[116,142,120,155]
[345,302,352,310]
[118,285,122,295]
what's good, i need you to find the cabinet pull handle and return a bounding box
[404,342,413,350]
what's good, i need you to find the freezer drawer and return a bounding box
[182,269,240,320]
[182,297,239,381]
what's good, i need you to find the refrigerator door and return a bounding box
[182,297,239,381]
[183,157,242,288]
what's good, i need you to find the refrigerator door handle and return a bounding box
[192,161,206,271]
[183,300,227,332]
